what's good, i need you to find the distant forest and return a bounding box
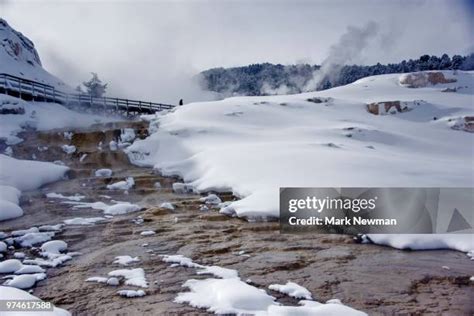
[200,53,474,96]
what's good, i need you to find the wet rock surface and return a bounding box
[0,121,472,315]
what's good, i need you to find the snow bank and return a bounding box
[128,71,474,252]
[0,155,68,221]
[0,285,70,315]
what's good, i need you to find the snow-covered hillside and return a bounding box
[128,70,473,251]
[0,19,68,90]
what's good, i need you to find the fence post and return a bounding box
[126,99,129,116]
[115,98,119,113]
[43,86,47,102]
[52,87,56,103]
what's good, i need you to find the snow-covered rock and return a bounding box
[159,202,174,210]
[4,274,37,289]
[61,145,76,155]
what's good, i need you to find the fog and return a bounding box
[1,0,473,103]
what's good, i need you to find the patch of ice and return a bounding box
[161,255,203,269]
[86,276,108,283]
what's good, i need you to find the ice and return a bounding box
[106,177,135,190]
[46,192,85,201]
[11,227,39,236]
[63,217,105,225]
[108,268,148,288]
[113,255,140,266]
[94,168,113,177]
[117,289,146,298]
[268,281,312,300]
[0,241,6,252]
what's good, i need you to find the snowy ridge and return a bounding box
[0,19,69,90]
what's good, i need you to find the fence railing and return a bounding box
[0,73,175,114]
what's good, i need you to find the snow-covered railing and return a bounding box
[0,73,175,115]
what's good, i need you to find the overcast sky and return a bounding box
[1,0,473,103]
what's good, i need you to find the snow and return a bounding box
[40,240,67,255]
[200,194,222,205]
[61,145,76,154]
[11,227,39,236]
[163,254,365,315]
[0,285,70,315]
[0,95,116,146]
[13,252,25,259]
[175,278,276,314]
[159,202,175,210]
[15,232,55,247]
[106,177,135,190]
[128,71,474,252]
[46,192,85,201]
[366,234,474,252]
[161,255,203,269]
[120,128,136,143]
[103,202,141,215]
[108,268,148,288]
[86,276,108,283]
[14,265,45,274]
[0,241,7,252]
[0,155,68,221]
[95,168,113,177]
[107,277,119,286]
[113,255,140,266]
[63,217,105,225]
[0,259,23,273]
[117,289,146,298]
[196,266,239,279]
[140,231,155,236]
[66,200,141,216]
[268,281,312,300]
[3,274,37,289]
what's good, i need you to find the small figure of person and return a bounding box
[179,99,183,106]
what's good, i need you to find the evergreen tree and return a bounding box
[83,73,108,98]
